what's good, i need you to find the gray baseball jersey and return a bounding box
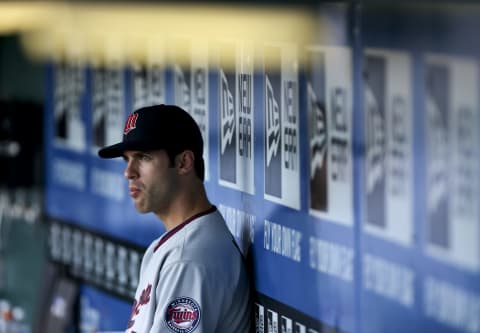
[126,206,252,333]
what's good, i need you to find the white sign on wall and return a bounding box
[306,46,353,225]
[364,49,414,246]
[424,54,480,271]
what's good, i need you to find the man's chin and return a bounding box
[133,202,150,214]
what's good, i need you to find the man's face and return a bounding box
[123,150,178,214]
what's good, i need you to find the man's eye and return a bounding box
[140,154,152,161]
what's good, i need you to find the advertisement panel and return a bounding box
[424,54,480,272]
[264,43,300,210]
[218,41,255,194]
[306,46,353,226]
[364,49,414,246]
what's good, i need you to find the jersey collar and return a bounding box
[154,205,217,252]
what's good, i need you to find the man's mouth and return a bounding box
[129,186,141,198]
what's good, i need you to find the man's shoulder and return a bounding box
[184,210,234,247]
[180,211,243,263]
[150,209,239,265]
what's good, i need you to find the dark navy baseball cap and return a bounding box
[98,104,205,180]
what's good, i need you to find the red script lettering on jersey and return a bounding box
[127,284,152,329]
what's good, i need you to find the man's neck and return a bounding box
[156,187,212,231]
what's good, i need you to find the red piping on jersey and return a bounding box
[153,205,217,252]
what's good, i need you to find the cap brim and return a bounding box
[97,142,127,158]
[98,140,160,158]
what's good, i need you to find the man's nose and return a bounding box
[124,161,138,179]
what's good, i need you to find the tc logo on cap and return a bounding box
[124,113,139,135]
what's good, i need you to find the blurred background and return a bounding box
[1,1,480,332]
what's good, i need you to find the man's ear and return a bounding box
[176,150,195,175]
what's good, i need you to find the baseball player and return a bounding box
[98,105,252,333]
